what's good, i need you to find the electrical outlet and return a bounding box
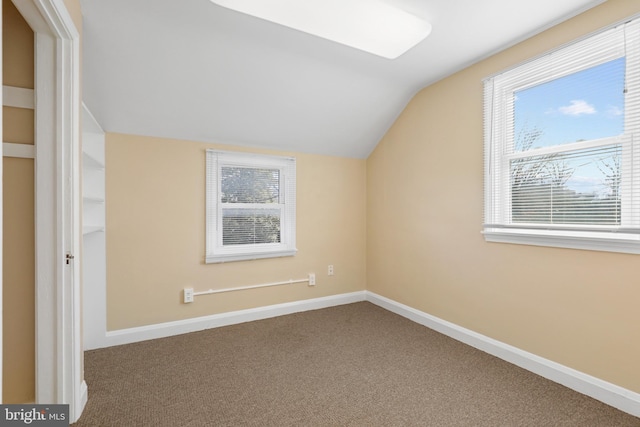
[184,287,194,303]
[328,265,334,276]
[308,273,316,286]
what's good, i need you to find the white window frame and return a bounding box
[483,17,640,254]
[206,150,296,263]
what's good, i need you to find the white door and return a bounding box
[12,0,86,421]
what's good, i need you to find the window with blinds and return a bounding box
[483,16,640,253]
[206,150,296,263]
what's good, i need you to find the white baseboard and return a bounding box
[87,289,640,417]
[72,380,88,424]
[96,291,367,349]
[366,291,640,418]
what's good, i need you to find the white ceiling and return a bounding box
[80,0,605,159]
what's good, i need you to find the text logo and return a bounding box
[0,405,69,426]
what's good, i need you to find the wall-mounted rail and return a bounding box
[184,273,316,303]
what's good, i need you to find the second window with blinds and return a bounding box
[483,17,640,253]
[206,150,296,263]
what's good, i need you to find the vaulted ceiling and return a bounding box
[80,0,605,158]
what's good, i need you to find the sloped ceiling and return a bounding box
[80,0,605,158]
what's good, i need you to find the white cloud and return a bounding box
[558,99,596,116]
[605,105,623,117]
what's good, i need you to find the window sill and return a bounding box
[483,228,640,254]
[206,249,297,264]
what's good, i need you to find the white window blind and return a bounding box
[483,17,640,253]
[206,150,296,263]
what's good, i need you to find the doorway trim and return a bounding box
[1,0,4,405]
[11,0,84,421]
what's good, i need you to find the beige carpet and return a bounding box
[73,302,640,426]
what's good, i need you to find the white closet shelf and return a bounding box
[83,151,104,170]
[83,196,105,203]
[83,225,105,235]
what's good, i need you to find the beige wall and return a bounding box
[63,0,82,33]
[3,0,35,404]
[367,0,640,394]
[2,0,33,89]
[106,133,367,330]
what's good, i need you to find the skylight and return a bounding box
[210,0,432,59]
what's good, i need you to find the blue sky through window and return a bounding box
[514,57,625,150]
[512,57,625,196]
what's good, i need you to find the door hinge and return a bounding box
[66,253,75,265]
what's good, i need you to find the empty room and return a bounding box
[2,0,640,425]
